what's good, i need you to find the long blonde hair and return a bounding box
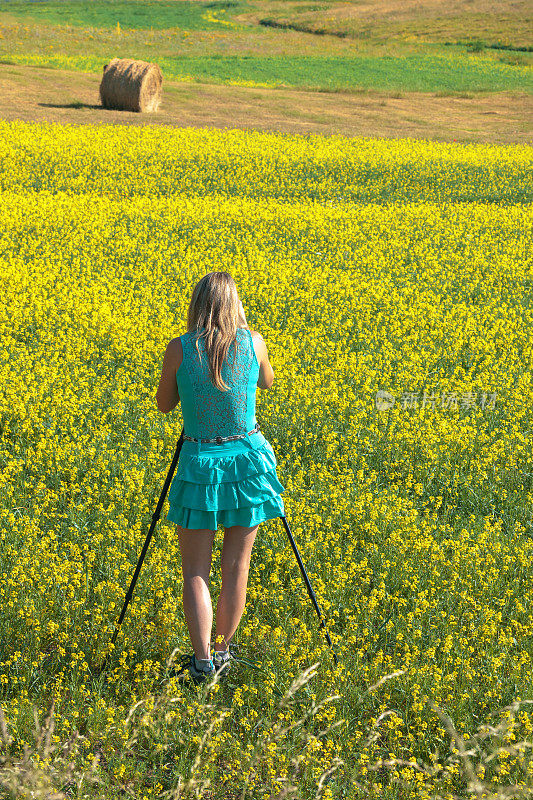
[186,272,249,391]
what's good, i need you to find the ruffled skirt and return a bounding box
[167,430,285,531]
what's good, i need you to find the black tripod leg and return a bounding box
[279,515,338,666]
[98,428,185,675]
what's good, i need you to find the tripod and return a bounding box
[98,427,337,674]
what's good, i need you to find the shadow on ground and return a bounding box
[38,102,102,110]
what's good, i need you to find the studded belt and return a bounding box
[183,422,261,444]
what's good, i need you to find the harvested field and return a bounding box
[1,64,531,143]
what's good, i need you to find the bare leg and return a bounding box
[177,526,216,660]
[214,524,259,651]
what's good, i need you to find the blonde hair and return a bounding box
[186,272,249,391]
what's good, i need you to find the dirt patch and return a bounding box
[235,0,529,26]
[233,0,532,47]
[0,63,531,144]
[319,0,526,22]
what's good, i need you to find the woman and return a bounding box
[155,272,285,685]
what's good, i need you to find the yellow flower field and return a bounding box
[0,119,532,798]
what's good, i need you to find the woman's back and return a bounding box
[177,327,259,440]
[156,271,286,685]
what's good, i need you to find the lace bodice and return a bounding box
[177,328,260,439]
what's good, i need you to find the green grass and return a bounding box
[159,52,533,93]
[2,51,532,94]
[0,0,246,31]
[0,0,531,95]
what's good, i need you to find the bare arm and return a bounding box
[251,331,275,389]
[156,338,181,413]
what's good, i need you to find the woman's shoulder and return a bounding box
[235,327,262,343]
[166,336,184,363]
[248,331,266,367]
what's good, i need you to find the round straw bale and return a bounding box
[99,58,163,113]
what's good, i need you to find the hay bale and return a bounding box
[99,58,162,113]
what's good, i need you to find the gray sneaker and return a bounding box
[172,653,215,686]
[212,643,239,677]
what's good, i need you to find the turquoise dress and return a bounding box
[167,327,286,530]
